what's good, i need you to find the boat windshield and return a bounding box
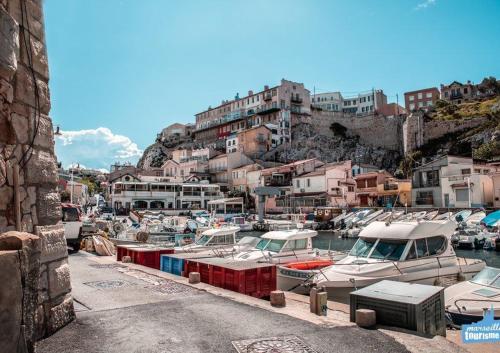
[370,240,407,261]
[471,267,500,289]
[255,238,286,252]
[349,238,376,257]
[255,238,270,250]
[195,234,211,245]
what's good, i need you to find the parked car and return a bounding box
[61,203,83,253]
[99,207,114,220]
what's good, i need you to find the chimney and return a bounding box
[248,90,253,96]
[264,85,269,90]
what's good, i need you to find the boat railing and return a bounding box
[452,298,500,313]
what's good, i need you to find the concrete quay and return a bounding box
[36,252,481,353]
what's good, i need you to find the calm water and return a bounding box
[240,231,500,268]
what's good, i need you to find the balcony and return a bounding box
[263,93,272,101]
[450,92,463,99]
[209,166,227,173]
[256,136,267,144]
[257,106,280,115]
[266,180,291,187]
[412,181,440,188]
[290,95,303,103]
[384,183,398,191]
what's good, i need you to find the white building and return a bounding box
[311,92,343,112]
[226,134,238,153]
[110,180,223,211]
[311,90,387,115]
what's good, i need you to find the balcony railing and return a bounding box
[266,180,291,187]
[290,95,303,103]
[263,93,272,101]
[412,181,440,188]
[450,92,463,99]
[384,183,398,191]
[209,166,227,173]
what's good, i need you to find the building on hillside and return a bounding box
[378,103,406,116]
[160,123,192,141]
[440,81,476,104]
[342,90,387,115]
[226,134,238,153]
[231,163,264,193]
[236,125,272,159]
[194,79,311,145]
[404,87,440,112]
[355,171,411,207]
[290,161,356,211]
[411,155,494,207]
[208,151,254,190]
[65,181,89,206]
[311,92,343,112]
[351,163,379,177]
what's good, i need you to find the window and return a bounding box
[418,93,423,99]
[406,242,417,260]
[409,95,414,101]
[415,238,428,257]
[426,100,432,106]
[349,238,376,257]
[461,168,471,175]
[296,180,300,188]
[464,88,468,94]
[416,191,434,205]
[266,239,286,252]
[426,92,432,98]
[426,236,446,256]
[307,179,311,187]
[370,240,408,261]
[348,186,354,192]
[283,239,307,251]
[409,103,415,110]
[445,91,449,97]
[418,102,424,108]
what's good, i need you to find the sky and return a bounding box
[43,0,500,171]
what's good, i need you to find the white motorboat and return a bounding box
[454,209,473,223]
[434,212,453,221]
[466,211,486,226]
[312,220,486,303]
[343,210,386,238]
[234,228,320,264]
[445,267,500,326]
[230,216,254,232]
[175,225,240,254]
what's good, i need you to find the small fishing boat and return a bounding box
[445,267,500,326]
[230,216,254,232]
[175,225,240,254]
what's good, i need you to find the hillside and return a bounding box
[137,136,199,169]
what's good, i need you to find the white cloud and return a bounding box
[415,0,436,10]
[55,127,143,172]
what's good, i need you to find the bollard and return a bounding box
[355,309,376,328]
[317,292,328,316]
[310,287,319,313]
[122,255,132,263]
[189,272,201,284]
[270,291,286,307]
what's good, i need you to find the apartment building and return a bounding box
[231,163,263,193]
[311,92,343,112]
[208,151,254,189]
[236,125,272,159]
[404,87,440,112]
[342,90,387,115]
[351,163,379,177]
[194,79,311,145]
[412,155,493,207]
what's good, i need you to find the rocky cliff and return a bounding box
[137,135,199,169]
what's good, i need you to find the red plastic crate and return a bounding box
[127,247,174,269]
[183,258,276,298]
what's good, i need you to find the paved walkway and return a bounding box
[36,252,411,353]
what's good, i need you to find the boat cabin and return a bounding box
[349,220,457,262]
[193,227,239,247]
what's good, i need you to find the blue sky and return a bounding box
[44,0,500,170]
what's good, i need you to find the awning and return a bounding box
[207,197,244,205]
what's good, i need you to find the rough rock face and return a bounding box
[137,136,199,169]
[278,123,402,172]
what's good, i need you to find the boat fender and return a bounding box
[136,231,149,243]
[433,278,443,286]
[457,272,466,282]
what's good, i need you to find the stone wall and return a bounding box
[35,224,74,339]
[402,111,487,154]
[0,0,60,234]
[311,110,404,152]
[0,0,74,345]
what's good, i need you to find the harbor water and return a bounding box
[240,231,500,268]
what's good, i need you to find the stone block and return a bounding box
[0,5,18,81]
[35,224,67,263]
[31,114,54,151]
[36,187,61,226]
[0,250,22,353]
[0,184,13,210]
[0,98,15,144]
[46,294,74,336]
[14,64,50,114]
[355,309,376,328]
[19,29,48,79]
[0,230,39,250]
[0,78,13,102]
[48,259,71,298]
[270,290,286,307]
[122,255,131,263]
[10,112,29,143]
[21,213,32,232]
[8,0,44,42]
[188,272,200,284]
[25,149,57,185]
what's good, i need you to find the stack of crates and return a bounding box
[116,244,142,261]
[160,253,215,276]
[182,257,277,298]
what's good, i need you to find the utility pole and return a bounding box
[70,166,74,204]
